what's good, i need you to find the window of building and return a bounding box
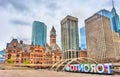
[8,54,11,59]
[13,50,16,53]
[16,54,19,57]
[8,50,12,53]
[60,56,61,60]
[54,56,56,59]
[16,61,19,63]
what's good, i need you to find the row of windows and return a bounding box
[35,50,42,52]
[31,54,43,57]
[8,50,21,52]
[7,54,20,57]
[31,58,45,60]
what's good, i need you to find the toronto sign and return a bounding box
[65,63,113,74]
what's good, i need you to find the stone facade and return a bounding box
[6,39,62,65]
[85,14,115,63]
[30,45,46,64]
[80,51,87,58]
[6,39,30,64]
[52,50,62,64]
[112,31,120,61]
[5,27,62,65]
[49,26,62,64]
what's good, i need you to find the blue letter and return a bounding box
[78,64,84,72]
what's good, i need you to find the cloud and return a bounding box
[0,0,120,50]
[46,2,61,11]
[0,0,29,12]
[16,37,31,44]
[10,19,30,26]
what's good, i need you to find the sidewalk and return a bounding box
[0,70,120,77]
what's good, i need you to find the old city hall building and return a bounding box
[5,27,62,66]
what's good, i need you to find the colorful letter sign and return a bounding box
[65,63,113,74]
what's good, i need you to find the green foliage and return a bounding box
[23,60,31,64]
[82,62,87,64]
[7,58,14,64]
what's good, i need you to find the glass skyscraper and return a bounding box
[111,7,120,34]
[0,49,5,63]
[85,0,120,62]
[97,1,120,36]
[81,7,120,50]
[80,27,86,50]
[32,21,47,46]
[61,15,79,59]
[97,9,114,30]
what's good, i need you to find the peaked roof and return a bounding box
[11,39,18,44]
[7,39,31,52]
[51,44,60,50]
[112,0,115,8]
[51,26,56,32]
[111,0,117,15]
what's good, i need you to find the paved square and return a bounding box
[0,70,119,77]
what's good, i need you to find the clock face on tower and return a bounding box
[51,32,56,35]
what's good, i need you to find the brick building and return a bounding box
[80,50,87,58]
[6,39,30,64]
[5,27,62,65]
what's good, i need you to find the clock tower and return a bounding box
[50,26,56,47]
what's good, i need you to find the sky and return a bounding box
[0,0,120,50]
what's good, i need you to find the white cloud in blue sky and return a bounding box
[0,0,120,50]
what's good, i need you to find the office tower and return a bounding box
[61,15,79,59]
[0,49,5,63]
[85,14,115,63]
[111,3,120,35]
[32,21,47,46]
[97,0,120,36]
[97,9,114,30]
[80,27,86,50]
[95,0,120,62]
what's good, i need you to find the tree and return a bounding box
[7,58,14,64]
[23,60,31,64]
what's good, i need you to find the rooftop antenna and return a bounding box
[112,0,115,8]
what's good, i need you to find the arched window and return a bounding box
[60,56,61,59]
[54,56,56,60]
[8,50,12,53]
[16,54,19,57]
[8,54,11,59]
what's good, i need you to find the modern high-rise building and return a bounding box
[97,0,120,36]
[32,21,47,46]
[0,49,5,63]
[85,14,115,63]
[84,0,120,63]
[97,9,114,30]
[80,27,86,50]
[61,15,79,59]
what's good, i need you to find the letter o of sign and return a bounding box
[96,64,104,73]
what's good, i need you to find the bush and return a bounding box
[23,60,31,64]
[7,58,14,64]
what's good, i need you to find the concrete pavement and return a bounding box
[0,70,120,77]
